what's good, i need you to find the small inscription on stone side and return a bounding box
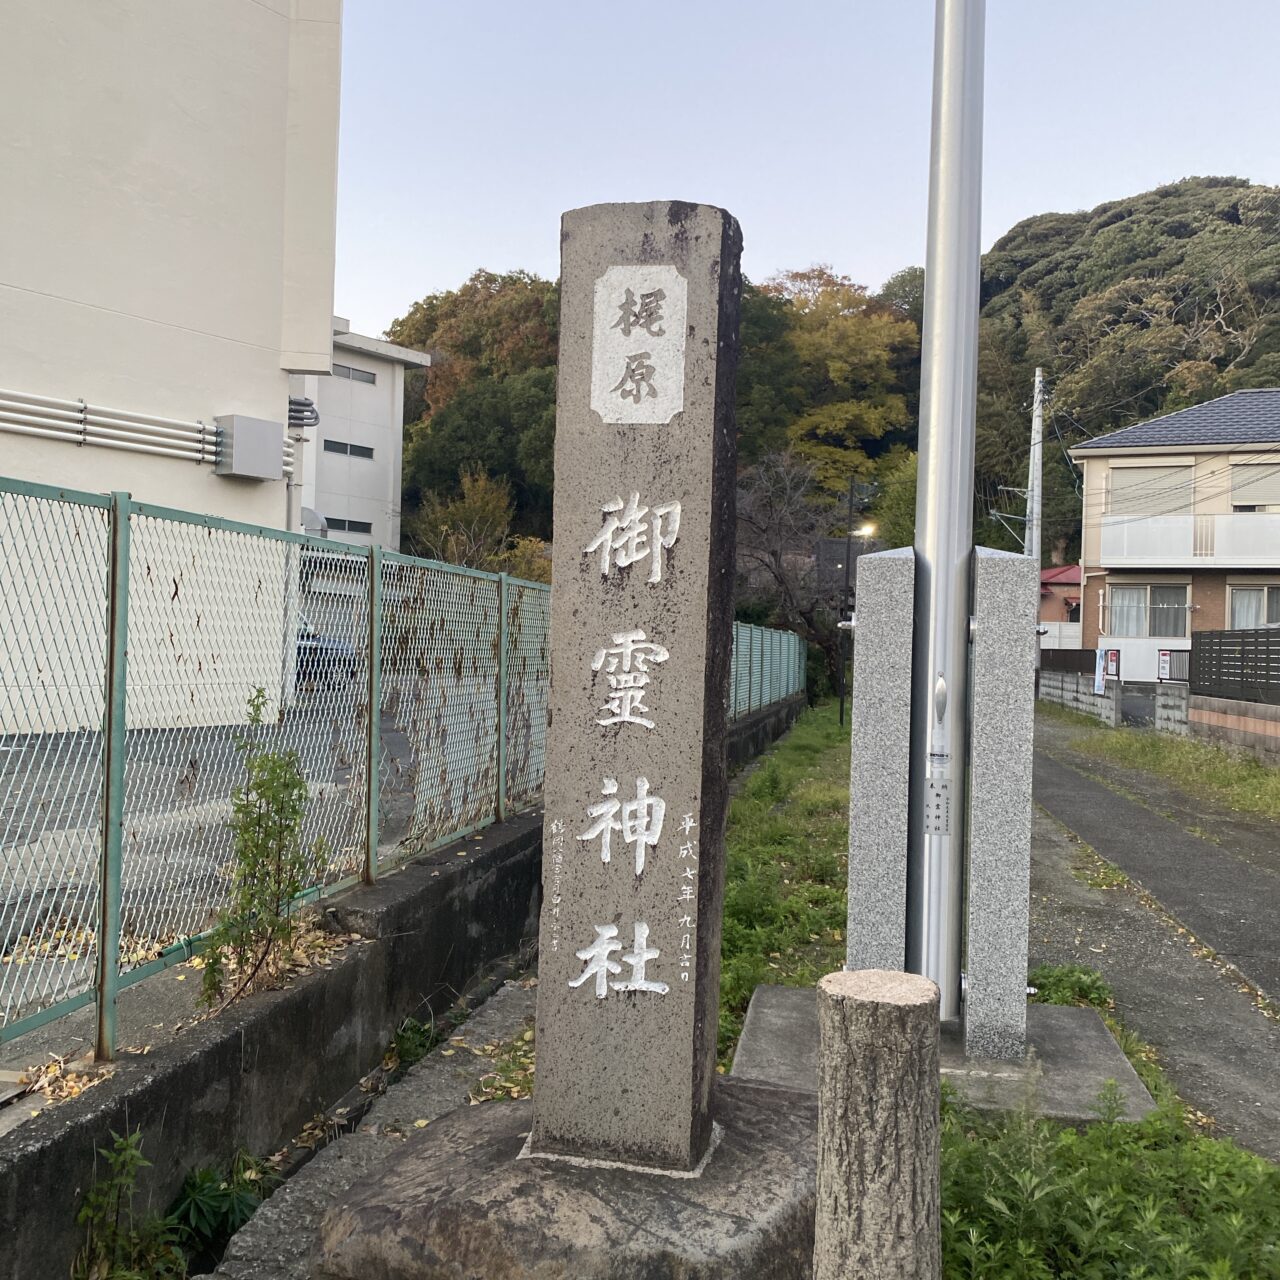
[547,819,566,953]
[590,265,687,425]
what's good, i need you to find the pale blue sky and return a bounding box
[334,1,1280,337]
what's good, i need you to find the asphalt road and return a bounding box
[1034,719,1280,999]
[1029,806,1280,1161]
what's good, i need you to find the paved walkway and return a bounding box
[1034,714,1280,997]
[1032,713,1280,1160]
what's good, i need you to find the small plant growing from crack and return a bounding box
[200,688,314,1010]
[72,1130,186,1279]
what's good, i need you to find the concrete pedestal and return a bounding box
[315,1077,817,1280]
[732,984,1155,1125]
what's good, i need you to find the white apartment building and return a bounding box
[0,0,343,525]
[294,320,429,550]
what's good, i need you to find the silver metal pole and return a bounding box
[1027,367,1044,567]
[908,0,985,1021]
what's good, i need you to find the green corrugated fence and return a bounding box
[0,475,804,1055]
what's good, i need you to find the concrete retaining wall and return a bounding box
[0,816,542,1280]
[726,692,807,773]
[1155,683,1190,736]
[1189,694,1280,767]
[1037,669,1120,727]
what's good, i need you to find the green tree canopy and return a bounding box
[759,267,919,498]
[387,269,559,423]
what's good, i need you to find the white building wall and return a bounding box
[0,0,342,734]
[0,0,342,526]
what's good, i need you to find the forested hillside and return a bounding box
[383,177,1278,653]
[971,176,1280,561]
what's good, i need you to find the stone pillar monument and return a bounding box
[530,201,742,1171]
[318,204,822,1280]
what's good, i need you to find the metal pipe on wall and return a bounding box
[907,0,985,1021]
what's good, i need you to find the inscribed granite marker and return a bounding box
[529,202,742,1171]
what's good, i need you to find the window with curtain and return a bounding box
[1232,588,1265,630]
[1109,586,1146,637]
[1230,586,1280,630]
[1149,585,1187,637]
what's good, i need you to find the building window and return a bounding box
[332,362,376,385]
[1109,586,1146,637]
[1107,584,1187,638]
[322,439,375,459]
[1107,466,1192,516]
[1230,586,1280,630]
[1149,585,1187,637]
[325,516,374,535]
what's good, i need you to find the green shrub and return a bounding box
[1028,964,1114,1010]
[941,1090,1280,1278]
[169,1152,274,1270]
[72,1131,186,1280]
[201,688,313,1008]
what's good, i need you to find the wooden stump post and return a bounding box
[813,969,940,1280]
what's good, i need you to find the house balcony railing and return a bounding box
[1099,512,1280,569]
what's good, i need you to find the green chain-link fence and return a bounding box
[0,476,803,1056]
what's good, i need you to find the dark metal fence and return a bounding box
[1040,647,1095,676]
[1189,629,1280,706]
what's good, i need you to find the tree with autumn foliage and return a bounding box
[758,267,919,499]
[391,271,559,540]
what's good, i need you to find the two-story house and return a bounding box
[1072,388,1280,682]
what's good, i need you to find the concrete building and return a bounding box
[0,0,343,527]
[1072,389,1280,682]
[294,320,430,550]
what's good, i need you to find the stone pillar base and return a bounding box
[316,1077,817,1280]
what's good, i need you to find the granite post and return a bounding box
[847,544,1035,1060]
[529,201,743,1171]
[846,548,915,972]
[964,547,1036,1059]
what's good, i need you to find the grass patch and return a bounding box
[1028,963,1115,1011]
[1068,843,1130,890]
[1036,699,1106,730]
[718,701,848,1063]
[1072,726,1280,823]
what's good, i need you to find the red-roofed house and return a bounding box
[1040,564,1081,649]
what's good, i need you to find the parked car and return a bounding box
[296,620,358,688]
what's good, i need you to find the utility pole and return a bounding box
[907,0,985,1023]
[838,474,855,727]
[1026,367,1043,568]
